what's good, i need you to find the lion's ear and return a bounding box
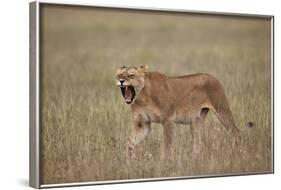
[138,64,148,72]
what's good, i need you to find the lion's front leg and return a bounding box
[162,120,174,160]
[127,115,151,159]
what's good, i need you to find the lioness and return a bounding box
[116,65,249,159]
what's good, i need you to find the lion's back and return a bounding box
[134,71,227,122]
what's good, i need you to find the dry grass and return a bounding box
[40,5,272,184]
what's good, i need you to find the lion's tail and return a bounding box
[210,101,255,143]
[246,121,255,128]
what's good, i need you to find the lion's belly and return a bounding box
[141,108,195,125]
[174,114,193,124]
[173,109,198,125]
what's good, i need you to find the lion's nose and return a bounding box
[120,79,125,84]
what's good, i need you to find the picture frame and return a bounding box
[30,1,274,188]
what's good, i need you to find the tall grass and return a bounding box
[40,5,272,184]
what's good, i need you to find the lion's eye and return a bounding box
[128,74,135,78]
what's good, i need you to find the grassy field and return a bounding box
[40,5,272,184]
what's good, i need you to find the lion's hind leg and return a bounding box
[200,107,209,120]
[191,115,206,154]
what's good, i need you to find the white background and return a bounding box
[0,0,279,189]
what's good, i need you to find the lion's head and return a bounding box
[116,65,148,104]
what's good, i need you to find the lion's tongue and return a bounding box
[125,86,132,101]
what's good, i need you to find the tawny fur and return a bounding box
[116,65,241,159]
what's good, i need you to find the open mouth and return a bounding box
[120,85,136,104]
